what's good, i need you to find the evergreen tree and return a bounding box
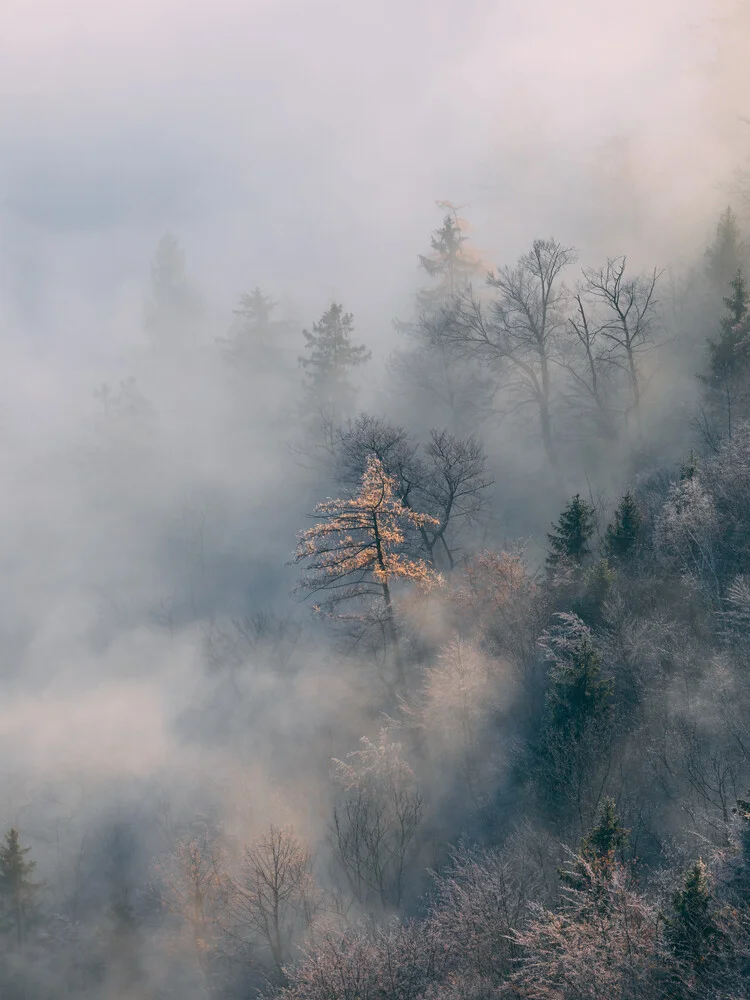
[143,232,202,350]
[561,797,629,896]
[546,494,596,578]
[701,270,750,438]
[542,614,613,742]
[666,859,724,973]
[299,303,371,416]
[604,491,642,563]
[705,207,746,296]
[103,888,142,989]
[0,828,38,946]
[220,287,292,372]
[416,202,484,308]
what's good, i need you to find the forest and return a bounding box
[4,1,750,998]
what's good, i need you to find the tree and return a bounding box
[391,203,490,432]
[299,303,371,418]
[546,494,596,579]
[225,825,318,976]
[560,797,629,896]
[0,828,39,946]
[579,256,662,419]
[540,614,613,744]
[701,269,750,439]
[331,417,492,570]
[705,207,746,297]
[604,491,642,564]
[666,859,725,975]
[450,238,577,475]
[330,730,424,910]
[219,286,292,372]
[294,455,441,682]
[143,232,202,350]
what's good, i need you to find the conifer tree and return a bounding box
[541,614,613,743]
[604,491,642,563]
[705,207,746,296]
[143,233,202,350]
[702,270,750,437]
[299,303,371,416]
[417,203,484,307]
[546,494,596,578]
[561,797,628,896]
[0,828,38,946]
[666,859,724,973]
[294,456,441,682]
[220,287,292,372]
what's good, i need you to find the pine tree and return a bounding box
[705,207,746,296]
[701,270,750,438]
[0,828,38,946]
[604,491,642,563]
[220,287,292,372]
[417,202,484,308]
[299,303,371,416]
[143,233,202,350]
[546,494,596,578]
[541,615,613,742]
[561,797,629,896]
[667,859,724,973]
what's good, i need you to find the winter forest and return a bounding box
[3,1,750,998]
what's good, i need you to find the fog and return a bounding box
[1,0,750,997]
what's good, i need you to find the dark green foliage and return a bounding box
[560,797,629,895]
[546,494,596,578]
[0,828,38,946]
[604,491,642,563]
[299,303,371,413]
[706,270,750,381]
[667,859,724,973]
[543,616,613,742]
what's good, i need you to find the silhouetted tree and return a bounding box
[0,828,38,946]
[299,303,371,418]
[605,491,642,564]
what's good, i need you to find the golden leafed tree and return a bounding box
[294,456,441,680]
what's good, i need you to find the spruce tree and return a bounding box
[143,233,202,350]
[546,494,596,578]
[604,491,642,563]
[705,207,746,296]
[0,828,38,946]
[561,797,628,895]
[542,616,613,742]
[221,287,291,372]
[667,859,724,973]
[299,303,371,415]
[417,203,484,307]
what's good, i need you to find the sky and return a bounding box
[2,0,746,380]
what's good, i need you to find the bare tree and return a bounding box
[580,256,663,420]
[450,238,576,476]
[331,416,492,571]
[330,730,424,910]
[224,825,318,975]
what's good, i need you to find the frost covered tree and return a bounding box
[294,455,441,681]
[330,730,424,910]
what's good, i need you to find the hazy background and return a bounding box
[0,0,749,990]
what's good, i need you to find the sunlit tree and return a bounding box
[294,455,441,680]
